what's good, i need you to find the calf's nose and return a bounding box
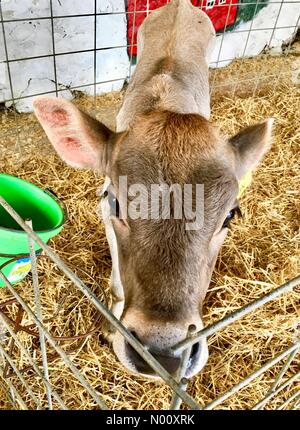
[125,331,181,375]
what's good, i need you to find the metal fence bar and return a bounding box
[270,348,299,391]
[203,341,300,410]
[273,13,300,93]
[170,324,197,410]
[210,1,234,94]
[0,2,14,102]
[173,275,300,353]
[0,313,68,409]
[8,384,29,410]
[0,0,21,154]
[0,377,16,409]
[231,0,260,97]
[277,390,300,410]
[252,371,300,410]
[128,0,137,80]
[26,219,53,410]
[0,343,41,408]
[0,196,201,410]
[93,0,97,102]
[0,371,29,410]
[0,270,110,410]
[49,0,58,96]
[251,0,285,96]
[294,394,300,408]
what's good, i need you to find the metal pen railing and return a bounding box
[0,195,299,410]
[1,0,299,410]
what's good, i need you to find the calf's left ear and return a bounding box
[229,118,274,179]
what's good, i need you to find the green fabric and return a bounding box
[217,0,269,34]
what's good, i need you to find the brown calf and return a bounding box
[34,0,273,378]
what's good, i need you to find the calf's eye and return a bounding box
[222,207,242,229]
[108,191,120,218]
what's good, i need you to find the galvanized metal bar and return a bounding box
[231,0,260,97]
[0,353,18,409]
[9,386,15,407]
[0,0,21,154]
[0,313,68,409]
[0,196,201,410]
[8,384,29,410]
[0,376,15,407]
[170,324,196,410]
[256,346,299,410]
[0,379,16,409]
[0,343,41,408]
[0,270,109,410]
[173,275,300,353]
[0,371,28,410]
[93,0,97,101]
[270,348,299,391]
[49,0,58,96]
[294,395,300,408]
[210,1,234,94]
[277,391,300,410]
[251,0,285,96]
[203,342,300,410]
[252,371,300,410]
[128,0,137,80]
[273,13,300,94]
[26,219,52,410]
[0,2,14,102]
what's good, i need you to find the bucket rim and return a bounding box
[0,173,66,235]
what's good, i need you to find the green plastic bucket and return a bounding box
[0,173,66,287]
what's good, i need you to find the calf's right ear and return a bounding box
[229,118,274,179]
[33,96,114,173]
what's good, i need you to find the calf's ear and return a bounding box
[33,96,114,173]
[229,118,274,179]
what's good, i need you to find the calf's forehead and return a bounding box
[112,112,235,184]
[110,112,238,233]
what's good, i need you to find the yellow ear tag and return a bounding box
[238,172,252,198]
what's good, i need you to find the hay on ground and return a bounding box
[0,50,299,410]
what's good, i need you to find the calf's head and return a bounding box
[34,97,273,378]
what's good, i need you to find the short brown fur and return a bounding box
[33,0,273,378]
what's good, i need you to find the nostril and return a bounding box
[190,342,200,360]
[128,330,144,345]
[125,333,153,374]
[129,330,138,340]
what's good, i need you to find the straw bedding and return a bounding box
[0,49,299,410]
